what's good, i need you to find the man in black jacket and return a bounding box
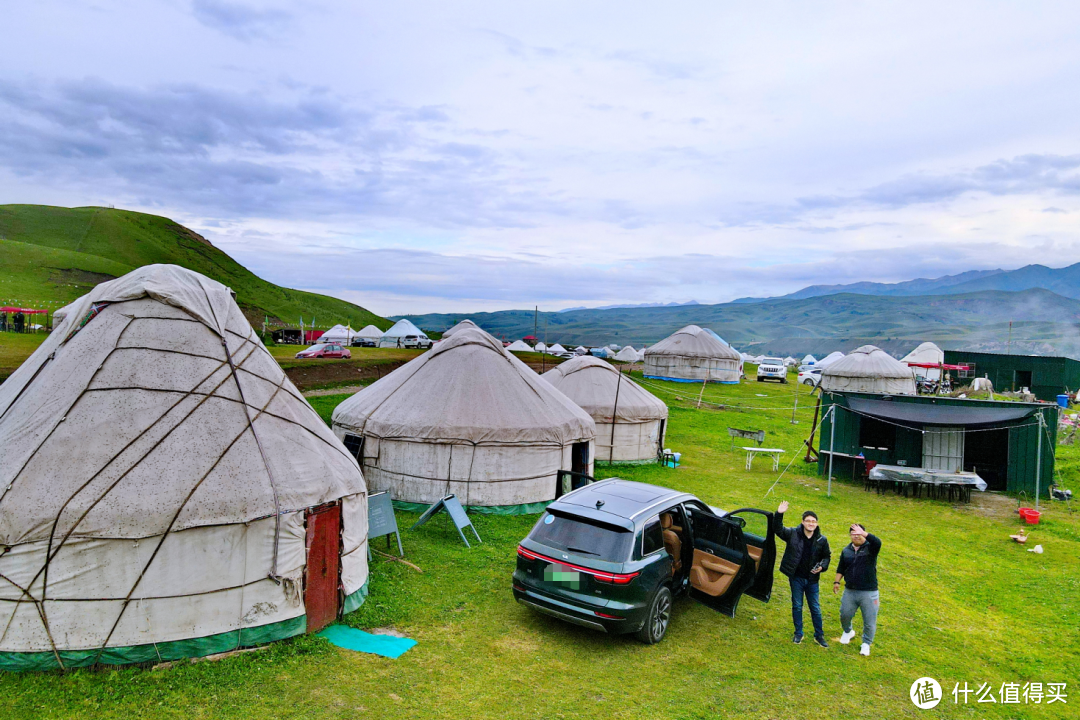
[833,523,882,656]
[774,500,831,647]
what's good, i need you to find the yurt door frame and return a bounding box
[304,502,342,633]
[922,426,964,472]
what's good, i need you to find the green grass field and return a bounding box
[0,204,387,330]
[1,370,1077,719]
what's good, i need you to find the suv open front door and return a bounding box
[685,505,757,618]
[725,509,776,602]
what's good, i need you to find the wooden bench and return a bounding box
[729,427,765,449]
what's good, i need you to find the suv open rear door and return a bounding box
[684,506,756,617]
[725,509,776,602]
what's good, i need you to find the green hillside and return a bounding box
[400,289,1080,357]
[0,204,387,329]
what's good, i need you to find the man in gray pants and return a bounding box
[833,523,881,656]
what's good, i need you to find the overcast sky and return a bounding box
[4,2,1080,314]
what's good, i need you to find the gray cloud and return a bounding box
[190,1,293,41]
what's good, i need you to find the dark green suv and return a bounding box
[512,479,776,643]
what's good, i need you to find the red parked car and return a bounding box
[295,343,351,359]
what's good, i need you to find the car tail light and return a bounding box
[516,545,640,585]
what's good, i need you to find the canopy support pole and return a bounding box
[1036,411,1044,511]
[826,405,836,498]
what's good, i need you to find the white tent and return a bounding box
[803,354,817,365]
[0,265,368,670]
[548,343,567,354]
[356,324,384,341]
[332,327,595,511]
[574,346,588,355]
[543,357,668,464]
[644,325,742,383]
[379,318,429,348]
[816,351,845,369]
[636,348,647,362]
[321,324,359,345]
[535,342,547,353]
[901,342,946,380]
[614,346,638,362]
[784,357,798,366]
[506,340,533,352]
[820,345,917,394]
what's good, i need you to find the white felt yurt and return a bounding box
[901,342,945,380]
[803,354,817,365]
[535,342,547,353]
[0,265,368,671]
[548,343,567,354]
[356,324,384,342]
[321,324,358,345]
[442,319,480,339]
[379,318,429,347]
[816,351,845,369]
[820,345,916,394]
[614,346,638,362]
[506,340,533,352]
[543,357,668,464]
[643,325,742,383]
[574,346,588,355]
[331,327,596,512]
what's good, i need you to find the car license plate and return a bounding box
[544,563,581,589]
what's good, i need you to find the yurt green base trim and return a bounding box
[0,582,371,672]
[392,500,550,515]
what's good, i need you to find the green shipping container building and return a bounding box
[817,391,1057,498]
[943,350,1080,402]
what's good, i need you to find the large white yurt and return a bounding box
[614,346,638,362]
[643,325,742,383]
[356,324,384,343]
[0,265,368,671]
[506,339,533,352]
[816,351,845,369]
[331,327,596,513]
[321,323,358,345]
[901,341,945,380]
[379,318,429,347]
[820,345,917,394]
[543,357,668,464]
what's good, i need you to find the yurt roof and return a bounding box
[0,264,365,542]
[321,324,357,341]
[821,345,914,380]
[442,319,479,338]
[506,340,533,352]
[332,327,595,444]
[702,328,730,346]
[548,343,567,353]
[542,356,667,423]
[645,325,741,360]
[382,318,427,339]
[803,354,817,363]
[614,346,638,361]
[816,351,845,368]
[535,342,547,351]
[901,342,944,365]
[356,324,384,339]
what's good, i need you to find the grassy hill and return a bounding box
[400,288,1080,357]
[0,204,387,329]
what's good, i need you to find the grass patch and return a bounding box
[1,369,1077,719]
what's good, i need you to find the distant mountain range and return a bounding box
[733,263,1080,303]
[558,300,700,313]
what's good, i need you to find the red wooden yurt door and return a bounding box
[304,504,342,633]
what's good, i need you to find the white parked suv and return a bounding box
[798,368,823,386]
[756,357,788,383]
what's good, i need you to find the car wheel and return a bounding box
[803,379,814,385]
[636,585,672,645]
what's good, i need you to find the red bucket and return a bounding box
[1023,510,1041,525]
[1018,507,1034,519]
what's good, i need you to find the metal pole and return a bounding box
[609,368,623,463]
[696,376,707,409]
[791,376,799,424]
[826,405,836,497]
[1035,412,1043,511]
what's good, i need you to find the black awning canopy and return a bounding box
[845,397,1038,427]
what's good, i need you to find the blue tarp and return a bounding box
[316,625,417,658]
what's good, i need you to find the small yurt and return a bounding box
[803,354,817,365]
[817,351,845,369]
[574,346,588,355]
[321,323,358,345]
[506,339,533,352]
[379,318,429,347]
[332,327,596,513]
[0,265,368,670]
[535,342,547,353]
[643,325,742,383]
[820,345,916,394]
[356,324,384,343]
[635,348,647,362]
[614,346,638,362]
[543,357,668,464]
[549,343,567,354]
[901,341,945,380]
